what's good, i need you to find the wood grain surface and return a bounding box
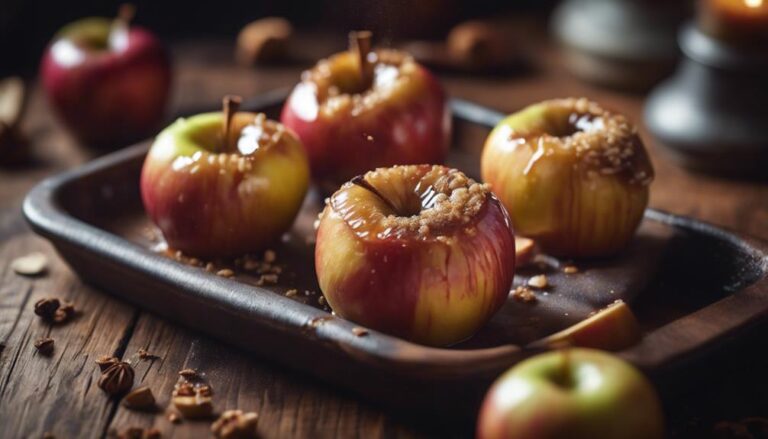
[1,28,767,439]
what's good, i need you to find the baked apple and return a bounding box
[481,98,653,258]
[281,32,450,191]
[141,96,310,257]
[315,165,515,346]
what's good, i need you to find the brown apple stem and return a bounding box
[116,4,136,25]
[351,175,399,214]
[222,94,242,152]
[349,31,373,90]
[110,4,135,48]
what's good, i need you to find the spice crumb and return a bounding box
[205,262,216,272]
[527,274,549,289]
[318,296,326,306]
[285,289,298,297]
[263,249,276,263]
[34,337,55,355]
[563,265,579,274]
[137,348,159,360]
[352,327,369,337]
[511,286,537,303]
[216,269,235,278]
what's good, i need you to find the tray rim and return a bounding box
[22,93,768,379]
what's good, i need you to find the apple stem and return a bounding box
[222,94,242,152]
[109,4,135,50]
[349,30,373,90]
[351,175,399,214]
[116,4,136,26]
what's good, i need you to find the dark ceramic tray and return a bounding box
[23,91,768,416]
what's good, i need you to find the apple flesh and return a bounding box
[315,165,515,346]
[535,300,641,351]
[40,14,171,148]
[141,112,309,257]
[281,48,450,191]
[481,98,653,258]
[477,348,664,439]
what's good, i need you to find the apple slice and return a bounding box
[514,236,536,267]
[535,300,641,351]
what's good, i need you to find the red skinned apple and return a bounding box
[477,348,664,439]
[315,165,515,346]
[141,96,310,258]
[40,5,171,148]
[281,32,450,191]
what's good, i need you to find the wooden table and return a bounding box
[1,33,767,439]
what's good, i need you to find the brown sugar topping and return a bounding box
[302,49,420,117]
[511,98,653,186]
[331,165,491,241]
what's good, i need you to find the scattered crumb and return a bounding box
[34,337,54,355]
[285,289,298,297]
[563,265,579,274]
[318,296,326,306]
[178,368,199,379]
[205,262,216,273]
[167,411,181,424]
[257,273,278,285]
[527,274,549,289]
[137,348,159,360]
[216,269,235,278]
[11,252,48,276]
[511,286,537,303]
[352,327,369,337]
[263,249,276,263]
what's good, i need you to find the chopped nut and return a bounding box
[216,269,235,278]
[285,289,298,297]
[98,361,135,396]
[352,327,369,337]
[137,348,159,360]
[11,252,48,276]
[53,302,76,324]
[167,411,181,423]
[511,286,537,303]
[172,386,214,419]
[211,409,259,439]
[563,265,579,274]
[34,297,60,321]
[96,355,119,372]
[527,274,549,289]
[205,262,216,272]
[34,337,54,355]
[122,386,156,410]
[178,368,199,380]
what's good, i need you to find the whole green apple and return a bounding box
[477,348,664,439]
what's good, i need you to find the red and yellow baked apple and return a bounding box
[280,32,450,191]
[141,97,309,257]
[477,348,664,439]
[315,165,515,346]
[481,98,654,258]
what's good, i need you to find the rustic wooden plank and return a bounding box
[107,312,441,438]
[0,232,139,438]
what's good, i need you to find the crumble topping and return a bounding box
[333,165,491,241]
[512,98,653,185]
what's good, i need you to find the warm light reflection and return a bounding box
[745,0,763,8]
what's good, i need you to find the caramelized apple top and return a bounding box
[504,98,654,186]
[176,112,288,156]
[299,49,421,117]
[327,165,493,241]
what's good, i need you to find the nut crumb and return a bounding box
[352,327,369,337]
[205,262,216,272]
[563,265,579,274]
[211,409,259,439]
[122,386,156,411]
[34,337,54,355]
[527,275,549,289]
[216,269,235,278]
[285,289,298,297]
[263,249,276,263]
[33,297,60,321]
[137,348,159,360]
[511,286,537,303]
[167,411,181,423]
[318,296,326,306]
[178,368,199,379]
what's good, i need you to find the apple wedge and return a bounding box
[535,300,641,351]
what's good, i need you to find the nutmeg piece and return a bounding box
[236,17,293,65]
